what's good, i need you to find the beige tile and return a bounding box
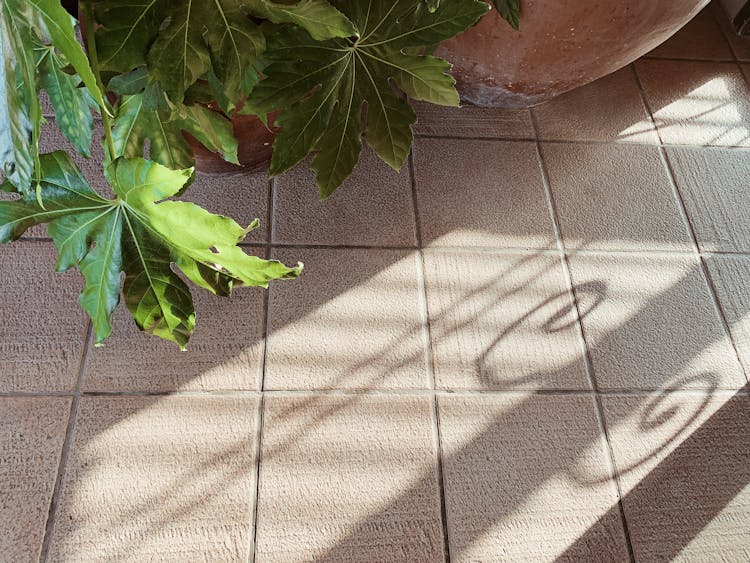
[648,6,733,61]
[636,60,750,146]
[413,139,555,248]
[543,143,692,251]
[265,248,428,390]
[84,276,269,392]
[438,394,629,562]
[423,250,589,390]
[187,172,269,243]
[568,254,745,389]
[413,100,534,139]
[705,255,750,373]
[0,242,88,392]
[533,68,659,144]
[666,146,750,252]
[602,392,750,562]
[0,397,71,562]
[255,394,443,562]
[273,148,416,246]
[49,396,258,562]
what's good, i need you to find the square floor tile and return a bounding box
[186,172,270,243]
[0,242,88,392]
[647,6,733,61]
[666,146,750,252]
[636,60,750,146]
[272,149,416,247]
[438,394,629,562]
[84,273,270,392]
[568,254,745,389]
[413,139,555,248]
[423,250,589,390]
[413,100,534,139]
[705,254,750,373]
[255,394,443,562]
[533,68,659,144]
[0,397,71,562]
[542,142,692,251]
[265,248,428,390]
[602,391,750,562]
[48,396,258,562]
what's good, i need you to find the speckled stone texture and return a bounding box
[254,395,443,562]
[438,394,630,562]
[48,396,259,562]
[0,397,70,562]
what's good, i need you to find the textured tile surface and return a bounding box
[568,254,745,389]
[636,60,750,146]
[255,394,443,562]
[0,397,70,562]
[666,146,750,252]
[603,392,750,562]
[438,394,629,562]
[273,149,416,246]
[0,243,87,392]
[647,6,733,61]
[84,280,268,392]
[542,142,692,251]
[413,139,555,248]
[705,255,750,373]
[714,2,750,61]
[265,248,428,390]
[413,100,534,139]
[49,396,258,562]
[533,68,659,144]
[423,250,589,390]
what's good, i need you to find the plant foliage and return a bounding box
[0,0,489,347]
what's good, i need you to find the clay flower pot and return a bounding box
[185,111,278,176]
[435,0,710,108]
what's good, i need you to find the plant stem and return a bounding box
[81,2,116,161]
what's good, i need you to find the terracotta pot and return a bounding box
[435,0,710,108]
[186,111,278,176]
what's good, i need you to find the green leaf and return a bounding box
[491,0,520,30]
[246,0,356,40]
[111,92,239,169]
[0,1,40,193]
[26,0,108,110]
[0,151,302,348]
[108,66,148,95]
[94,0,166,73]
[36,45,95,157]
[247,0,488,197]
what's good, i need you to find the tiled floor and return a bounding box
[3,4,750,562]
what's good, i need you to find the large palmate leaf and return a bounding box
[111,91,238,169]
[0,151,301,348]
[246,0,488,197]
[95,0,354,109]
[36,44,95,156]
[0,1,41,192]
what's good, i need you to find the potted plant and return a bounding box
[0,0,489,348]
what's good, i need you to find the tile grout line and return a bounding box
[246,177,276,563]
[631,62,750,384]
[2,387,748,398]
[38,321,93,563]
[709,3,743,64]
[413,133,750,150]
[530,110,637,563]
[408,148,452,563]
